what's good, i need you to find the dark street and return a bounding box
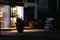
[1,31,60,40]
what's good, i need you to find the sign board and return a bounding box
[46,18,54,20]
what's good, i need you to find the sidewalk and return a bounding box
[1,29,44,35]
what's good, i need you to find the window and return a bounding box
[3,0,23,2]
[2,0,9,1]
[23,0,27,3]
[27,0,35,3]
[11,6,24,27]
[15,0,23,2]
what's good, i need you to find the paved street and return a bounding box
[1,32,60,40]
[0,29,60,40]
[1,29,44,35]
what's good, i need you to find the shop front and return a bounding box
[0,1,37,30]
[0,3,24,29]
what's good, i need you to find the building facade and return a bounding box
[0,0,37,29]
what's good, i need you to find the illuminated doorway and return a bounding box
[10,6,24,28]
[0,5,24,29]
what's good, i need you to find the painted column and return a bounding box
[57,0,59,12]
[34,4,37,20]
[4,6,10,28]
[35,0,37,20]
